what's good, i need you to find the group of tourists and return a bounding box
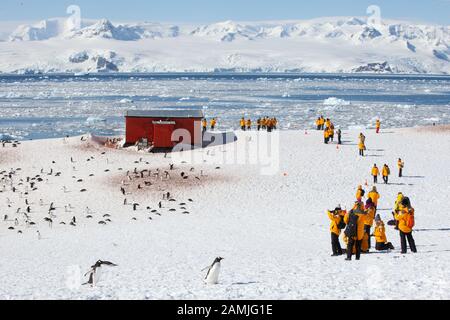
[202,118,217,132]
[316,116,342,145]
[371,159,404,184]
[240,117,278,132]
[328,185,416,260]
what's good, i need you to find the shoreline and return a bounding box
[4,123,449,144]
[1,72,450,80]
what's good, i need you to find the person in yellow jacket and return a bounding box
[324,128,330,144]
[240,118,246,131]
[358,141,366,157]
[257,118,262,131]
[344,201,367,260]
[395,197,417,254]
[373,218,395,251]
[328,123,335,142]
[363,198,376,251]
[376,119,381,134]
[316,118,321,130]
[394,192,404,213]
[356,185,365,201]
[202,119,208,133]
[246,119,252,131]
[398,158,404,177]
[359,133,366,144]
[328,207,346,256]
[382,164,390,184]
[371,164,380,184]
[325,118,331,130]
[368,186,380,208]
[210,118,217,131]
[319,116,325,130]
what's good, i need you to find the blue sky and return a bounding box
[0,0,448,24]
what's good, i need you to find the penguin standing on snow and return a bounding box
[204,257,224,285]
[83,260,118,287]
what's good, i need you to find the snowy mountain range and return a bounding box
[1,16,449,74]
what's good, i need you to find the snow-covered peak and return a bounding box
[9,18,75,41]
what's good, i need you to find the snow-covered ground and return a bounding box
[1,126,449,299]
[0,16,449,74]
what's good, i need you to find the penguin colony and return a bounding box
[1,136,226,287]
[0,136,216,236]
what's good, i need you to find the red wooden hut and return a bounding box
[125,110,204,148]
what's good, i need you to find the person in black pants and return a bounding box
[328,208,345,256]
[331,233,343,256]
[344,203,365,261]
[400,231,417,254]
[347,238,362,260]
[395,198,417,254]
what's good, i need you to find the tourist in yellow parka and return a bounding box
[358,141,366,157]
[382,164,390,184]
[371,164,380,184]
[316,118,321,130]
[319,116,325,130]
[363,198,376,251]
[246,119,252,130]
[210,118,217,130]
[356,185,365,201]
[240,118,246,131]
[394,197,417,254]
[368,186,380,208]
[324,128,330,144]
[344,201,367,260]
[328,207,346,256]
[373,219,394,251]
[398,158,404,177]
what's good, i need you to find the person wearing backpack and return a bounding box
[327,207,347,256]
[344,201,366,261]
[395,197,417,254]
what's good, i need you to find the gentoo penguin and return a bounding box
[204,257,224,285]
[83,260,118,287]
[37,230,42,240]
